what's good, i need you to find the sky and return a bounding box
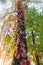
[0,0,43,14]
[0,0,12,15]
[0,0,43,15]
[0,0,12,32]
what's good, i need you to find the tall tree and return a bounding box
[12,0,29,65]
[27,8,40,65]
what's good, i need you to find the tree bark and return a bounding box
[12,0,29,65]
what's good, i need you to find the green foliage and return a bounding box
[0,0,6,3]
[4,34,11,44]
[26,7,43,64]
[26,7,43,49]
[26,7,39,31]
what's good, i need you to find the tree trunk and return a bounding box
[12,0,29,65]
[32,31,40,65]
[35,54,40,65]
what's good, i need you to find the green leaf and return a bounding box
[4,34,11,44]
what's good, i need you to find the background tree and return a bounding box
[26,7,43,65]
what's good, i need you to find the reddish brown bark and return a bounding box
[12,0,29,65]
